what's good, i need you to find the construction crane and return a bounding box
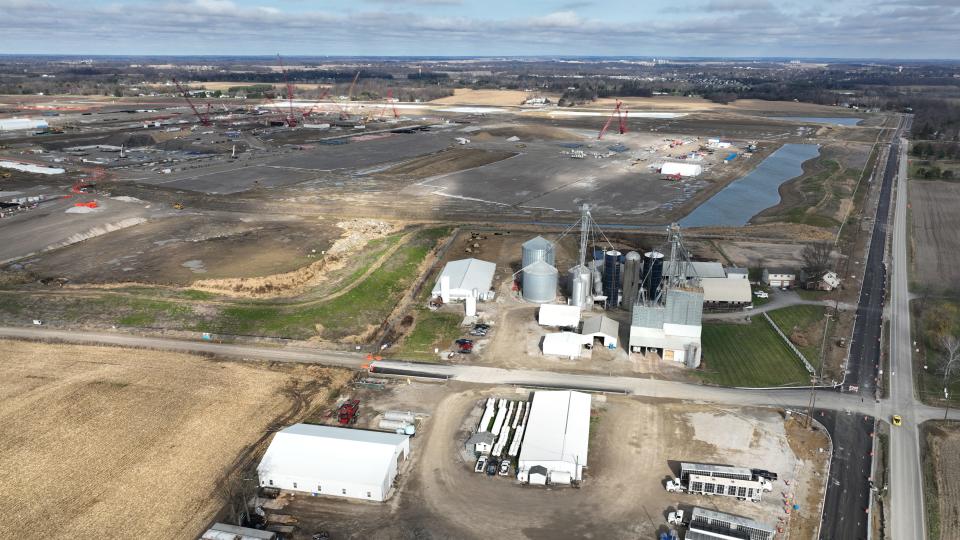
[276,54,298,127]
[337,71,361,120]
[301,88,331,118]
[597,99,628,140]
[172,78,212,127]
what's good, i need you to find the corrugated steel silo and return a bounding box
[568,264,591,307]
[522,260,558,303]
[602,250,622,308]
[522,236,555,270]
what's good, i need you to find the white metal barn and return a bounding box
[431,258,496,302]
[537,304,581,327]
[257,424,410,502]
[581,315,619,348]
[660,162,703,177]
[518,391,591,485]
[542,331,588,359]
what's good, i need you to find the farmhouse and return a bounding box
[762,268,796,288]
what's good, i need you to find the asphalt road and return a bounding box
[888,133,927,540]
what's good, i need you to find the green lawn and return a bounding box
[392,309,463,361]
[700,317,813,387]
[767,304,827,368]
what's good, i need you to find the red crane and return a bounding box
[277,54,298,127]
[598,99,628,140]
[387,88,399,119]
[337,71,361,120]
[301,88,331,118]
[172,78,211,126]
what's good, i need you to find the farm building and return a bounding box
[686,507,775,540]
[762,268,796,288]
[257,424,410,502]
[701,277,753,306]
[201,523,278,540]
[581,315,619,348]
[542,331,588,359]
[663,260,727,279]
[0,118,48,132]
[629,288,704,368]
[537,304,581,327]
[466,431,495,455]
[432,258,496,302]
[518,390,591,485]
[660,162,703,177]
[725,267,749,279]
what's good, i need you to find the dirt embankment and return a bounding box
[189,219,400,298]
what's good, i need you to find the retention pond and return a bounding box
[680,143,821,228]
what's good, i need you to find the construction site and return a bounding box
[0,70,891,540]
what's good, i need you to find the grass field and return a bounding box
[392,309,463,361]
[767,304,828,368]
[700,315,813,387]
[0,340,349,539]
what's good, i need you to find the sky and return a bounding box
[1,0,958,59]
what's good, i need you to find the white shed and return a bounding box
[542,331,588,359]
[701,277,753,305]
[257,424,410,502]
[518,391,591,484]
[660,162,703,177]
[537,304,581,327]
[581,315,619,348]
[431,258,496,302]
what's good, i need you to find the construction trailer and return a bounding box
[685,507,776,540]
[517,391,590,485]
[257,424,410,502]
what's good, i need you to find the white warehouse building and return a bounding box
[518,390,591,485]
[660,162,703,177]
[0,117,49,132]
[431,258,496,302]
[257,424,410,502]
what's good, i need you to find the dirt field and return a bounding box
[0,340,350,539]
[910,180,960,291]
[923,422,960,540]
[275,385,828,539]
[430,89,561,106]
[19,214,342,285]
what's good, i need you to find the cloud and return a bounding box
[558,1,594,9]
[0,0,957,58]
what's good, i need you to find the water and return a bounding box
[771,116,862,126]
[680,143,821,228]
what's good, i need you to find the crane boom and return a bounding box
[598,99,623,140]
[277,54,298,127]
[172,78,212,126]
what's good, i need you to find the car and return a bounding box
[486,458,499,476]
[498,459,511,476]
[892,414,902,426]
[469,329,487,336]
[458,347,473,355]
[455,338,474,346]
[753,291,769,298]
[473,323,490,330]
[474,456,487,473]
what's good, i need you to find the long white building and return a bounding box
[517,390,591,485]
[257,424,410,502]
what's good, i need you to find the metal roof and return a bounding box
[665,288,704,326]
[701,278,753,303]
[689,506,775,537]
[432,258,496,295]
[257,424,409,489]
[664,261,727,279]
[523,235,553,250]
[681,462,754,477]
[519,391,591,468]
[581,315,619,340]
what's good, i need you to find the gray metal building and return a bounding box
[685,507,775,540]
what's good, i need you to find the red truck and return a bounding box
[337,399,360,425]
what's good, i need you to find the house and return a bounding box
[257,424,410,502]
[762,268,796,288]
[800,269,841,291]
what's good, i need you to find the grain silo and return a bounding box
[602,250,622,308]
[522,236,555,270]
[522,260,559,303]
[622,251,642,309]
[642,251,665,303]
[567,264,591,307]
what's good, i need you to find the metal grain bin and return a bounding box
[522,260,558,303]
[522,236,555,270]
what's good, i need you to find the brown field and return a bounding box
[924,422,960,540]
[430,88,561,106]
[910,180,960,290]
[0,340,349,539]
[187,81,331,92]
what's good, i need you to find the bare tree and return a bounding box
[801,243,832,277]
[942,334,960,388]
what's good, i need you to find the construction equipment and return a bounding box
[276,54,298,127]
[337,399,360,425]
[72,166,104,194]
[173,202,184,210]
[172,78,212,127]
[597,99,628,140]
[1,172,11,179]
